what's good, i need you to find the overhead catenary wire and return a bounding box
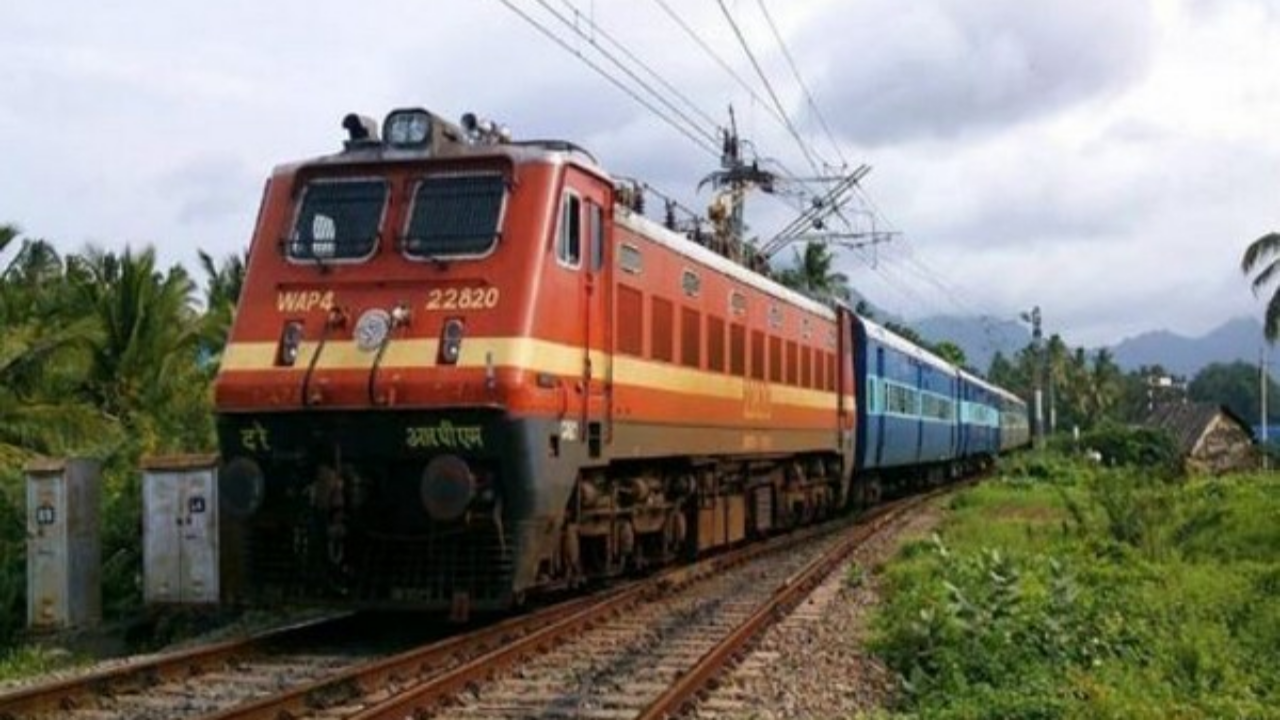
[753,0,848,170]
[497,0,721,159]
[647,0,790,132]
[502,0,986,332]
[713,0,825,177]
[536,0,722,149]
[556,0,723,132]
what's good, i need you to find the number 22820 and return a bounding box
[426,286,500,311]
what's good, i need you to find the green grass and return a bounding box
[0,645,84,682]
[869,457,1280,719]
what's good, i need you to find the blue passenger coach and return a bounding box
[852,316,959,473]
[994,386,1031,451]
[957,370,1002,460]
[849,315,1018,500]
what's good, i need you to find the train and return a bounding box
[212,106,1029,616]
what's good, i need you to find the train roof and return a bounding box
[855,316,959,375]
[957,367,1021,402]
[284,139,606,178]
[991,384,1028,406]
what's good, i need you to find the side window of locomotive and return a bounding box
[557,192,582,267]
[404,174,506,259]
[288,179,387,261]
[588,201,604,272]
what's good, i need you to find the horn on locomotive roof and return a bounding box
[342,113,380,148]
[461,112,511,145]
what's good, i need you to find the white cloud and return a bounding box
[0,0,1277,349]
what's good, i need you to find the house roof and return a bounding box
[1143,402,1254,456]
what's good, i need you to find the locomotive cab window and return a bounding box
[557,192,582,267]
[287,179,387,261]
[403,174,506,259]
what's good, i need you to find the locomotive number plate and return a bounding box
[426,286,499,311]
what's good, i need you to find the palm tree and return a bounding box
[197,249,246,364]
[776,242,852,305]
[1,230,112,459]
[69,247,202,445]
[1241,231,1280,340]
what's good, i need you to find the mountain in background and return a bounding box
[1108,316,1263,378]
[908,314,1264,378]
[913,315,1029,373]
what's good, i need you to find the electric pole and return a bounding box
[1022,306,1045,449]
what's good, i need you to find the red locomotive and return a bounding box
[214,107,1016,615]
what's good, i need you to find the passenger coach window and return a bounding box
[288,179,387,261]
[558,193,582,266]
[404,174,505,259]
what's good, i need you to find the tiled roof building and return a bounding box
[1143,402,1257,475]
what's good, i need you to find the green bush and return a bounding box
[1076,422,1181,473]
[870,460,1280,718]
[0,467,27,646]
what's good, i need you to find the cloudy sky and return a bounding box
[2,0,1278,348]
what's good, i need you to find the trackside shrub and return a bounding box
[870,459,1280,718]
[1076,422,1181,475]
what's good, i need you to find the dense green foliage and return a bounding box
[871,456,1280,718]
[0,224,243,648]
[1051,422,1182,473]
[1188,360,1280,426]
[987,339,1133,431]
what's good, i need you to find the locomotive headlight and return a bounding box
[384,108,432,147]
[419,454,475,522]
[220,456,265,517]
[276,321,304,366]
[354,309,392,352]
[438,318,465,365]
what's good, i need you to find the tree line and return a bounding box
[0,223,243,643]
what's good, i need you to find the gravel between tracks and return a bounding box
[692,500,944,719]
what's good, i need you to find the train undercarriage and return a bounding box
[216,410,849,617]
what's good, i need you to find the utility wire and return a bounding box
[556,0,722,131]
[540,0,720,147]
[754,0,848,169]
[497,0,721,158]
[714,0,824,176]
[647,0,795,144]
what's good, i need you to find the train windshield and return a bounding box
[403,174,506,259]
[287,179,387,261]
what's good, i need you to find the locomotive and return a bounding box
[213,107,1028,615]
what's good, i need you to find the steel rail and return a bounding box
[195,591,620,720]
[341,517,852,720]
[0,613,352,719]
[638,491,944,720]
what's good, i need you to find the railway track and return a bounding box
[0,613,437,720]
[1,489,944,720]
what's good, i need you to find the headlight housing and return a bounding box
[276,321,304,366]
[439,318,465,365]
[384,108,433,147]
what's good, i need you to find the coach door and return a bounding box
[564,170,612,458]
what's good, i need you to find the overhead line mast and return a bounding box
[498,0,897,278]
